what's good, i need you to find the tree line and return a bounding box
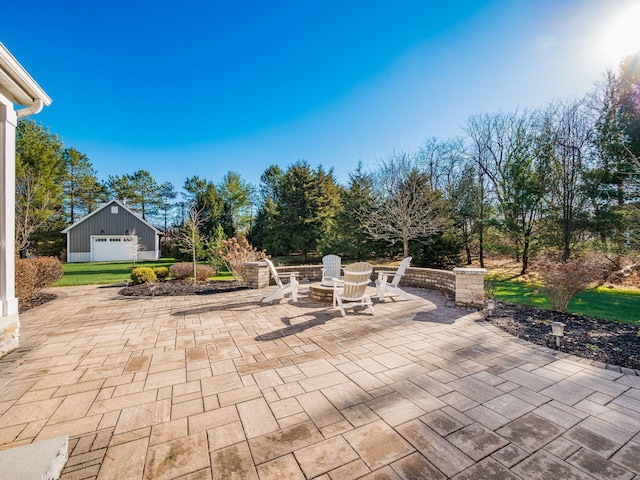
[15,120,253,258]
[16,53,640,271]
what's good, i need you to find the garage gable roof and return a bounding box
[61,199,162,234]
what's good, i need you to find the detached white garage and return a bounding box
[62,200,161,263]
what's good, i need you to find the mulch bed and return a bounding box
[19,293,57,313]
[118,280,246,296]
[486,301,640,371]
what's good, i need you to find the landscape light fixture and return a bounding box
[484,298,496,317]
[550,322,565,348]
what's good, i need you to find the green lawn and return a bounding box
[56,259,234,286]
[492,279,640,324]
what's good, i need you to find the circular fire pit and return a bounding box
[309,282,335,303]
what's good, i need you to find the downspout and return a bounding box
[16,98,44,118]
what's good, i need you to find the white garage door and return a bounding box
[91,236,137,262]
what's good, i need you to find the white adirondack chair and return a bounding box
[321,254,343,286]
[261,258,299,303]
[333,262,374,317]
[375,257,413,302]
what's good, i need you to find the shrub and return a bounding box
[154,267,169,280]
[15,259,38,303]
[169,263,212,281]
[131,267,157,285]
[15,257,64,304]
[220,237,268,281]
[31,257,64,290]
[194,265,213,281]
[533,253,607,312]
[170,263,192,280]
[409,232,462,269]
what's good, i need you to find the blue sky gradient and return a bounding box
[3,0,638,188]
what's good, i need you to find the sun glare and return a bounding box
[600,4,640,63]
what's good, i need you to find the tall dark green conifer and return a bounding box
[15,119,64,254]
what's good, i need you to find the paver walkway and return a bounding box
[1,284,640,479]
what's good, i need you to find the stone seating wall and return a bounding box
[274,265,455,296]
[247,262,484,308]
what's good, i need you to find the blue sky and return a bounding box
[4,0,639,190]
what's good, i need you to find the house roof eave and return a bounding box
[0,42,52,110]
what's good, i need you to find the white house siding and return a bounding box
[67,252,91,263]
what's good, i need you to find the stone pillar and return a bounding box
[244,262,270,289]
[453,267,487,309]
[0,97,19,358]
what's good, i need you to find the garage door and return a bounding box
[91,236,137,262]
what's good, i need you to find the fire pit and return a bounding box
[309,282,335,303]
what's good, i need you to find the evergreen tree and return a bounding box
[446,162,481,265]
[15,120,65,255]
[277,161,319,260]
[588,56,640,251]
[61,147,104,223]
[107,174,136,204]
[248,166,283,252]
[218,171,251,233]
[319,163,378,259]
[250,161,340,261]
[158,181,178,232]
[182,176,233,238]
[130,170,161,220]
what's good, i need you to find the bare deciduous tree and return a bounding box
[365,152,445,257]
[466,111,550,274]
[543,99,593,261]
[125,229,146,267]
[177,206,207,284]
[15,170,58,255]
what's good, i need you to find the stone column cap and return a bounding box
[452,267,487,275]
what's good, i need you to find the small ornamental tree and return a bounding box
[125,229,146,267]
[177,207,207,284]
[220,237,268,282]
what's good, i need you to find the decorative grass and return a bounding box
[56,259,234,286]
[492,279,640,324]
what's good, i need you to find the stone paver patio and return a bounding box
[1,283,640,479]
